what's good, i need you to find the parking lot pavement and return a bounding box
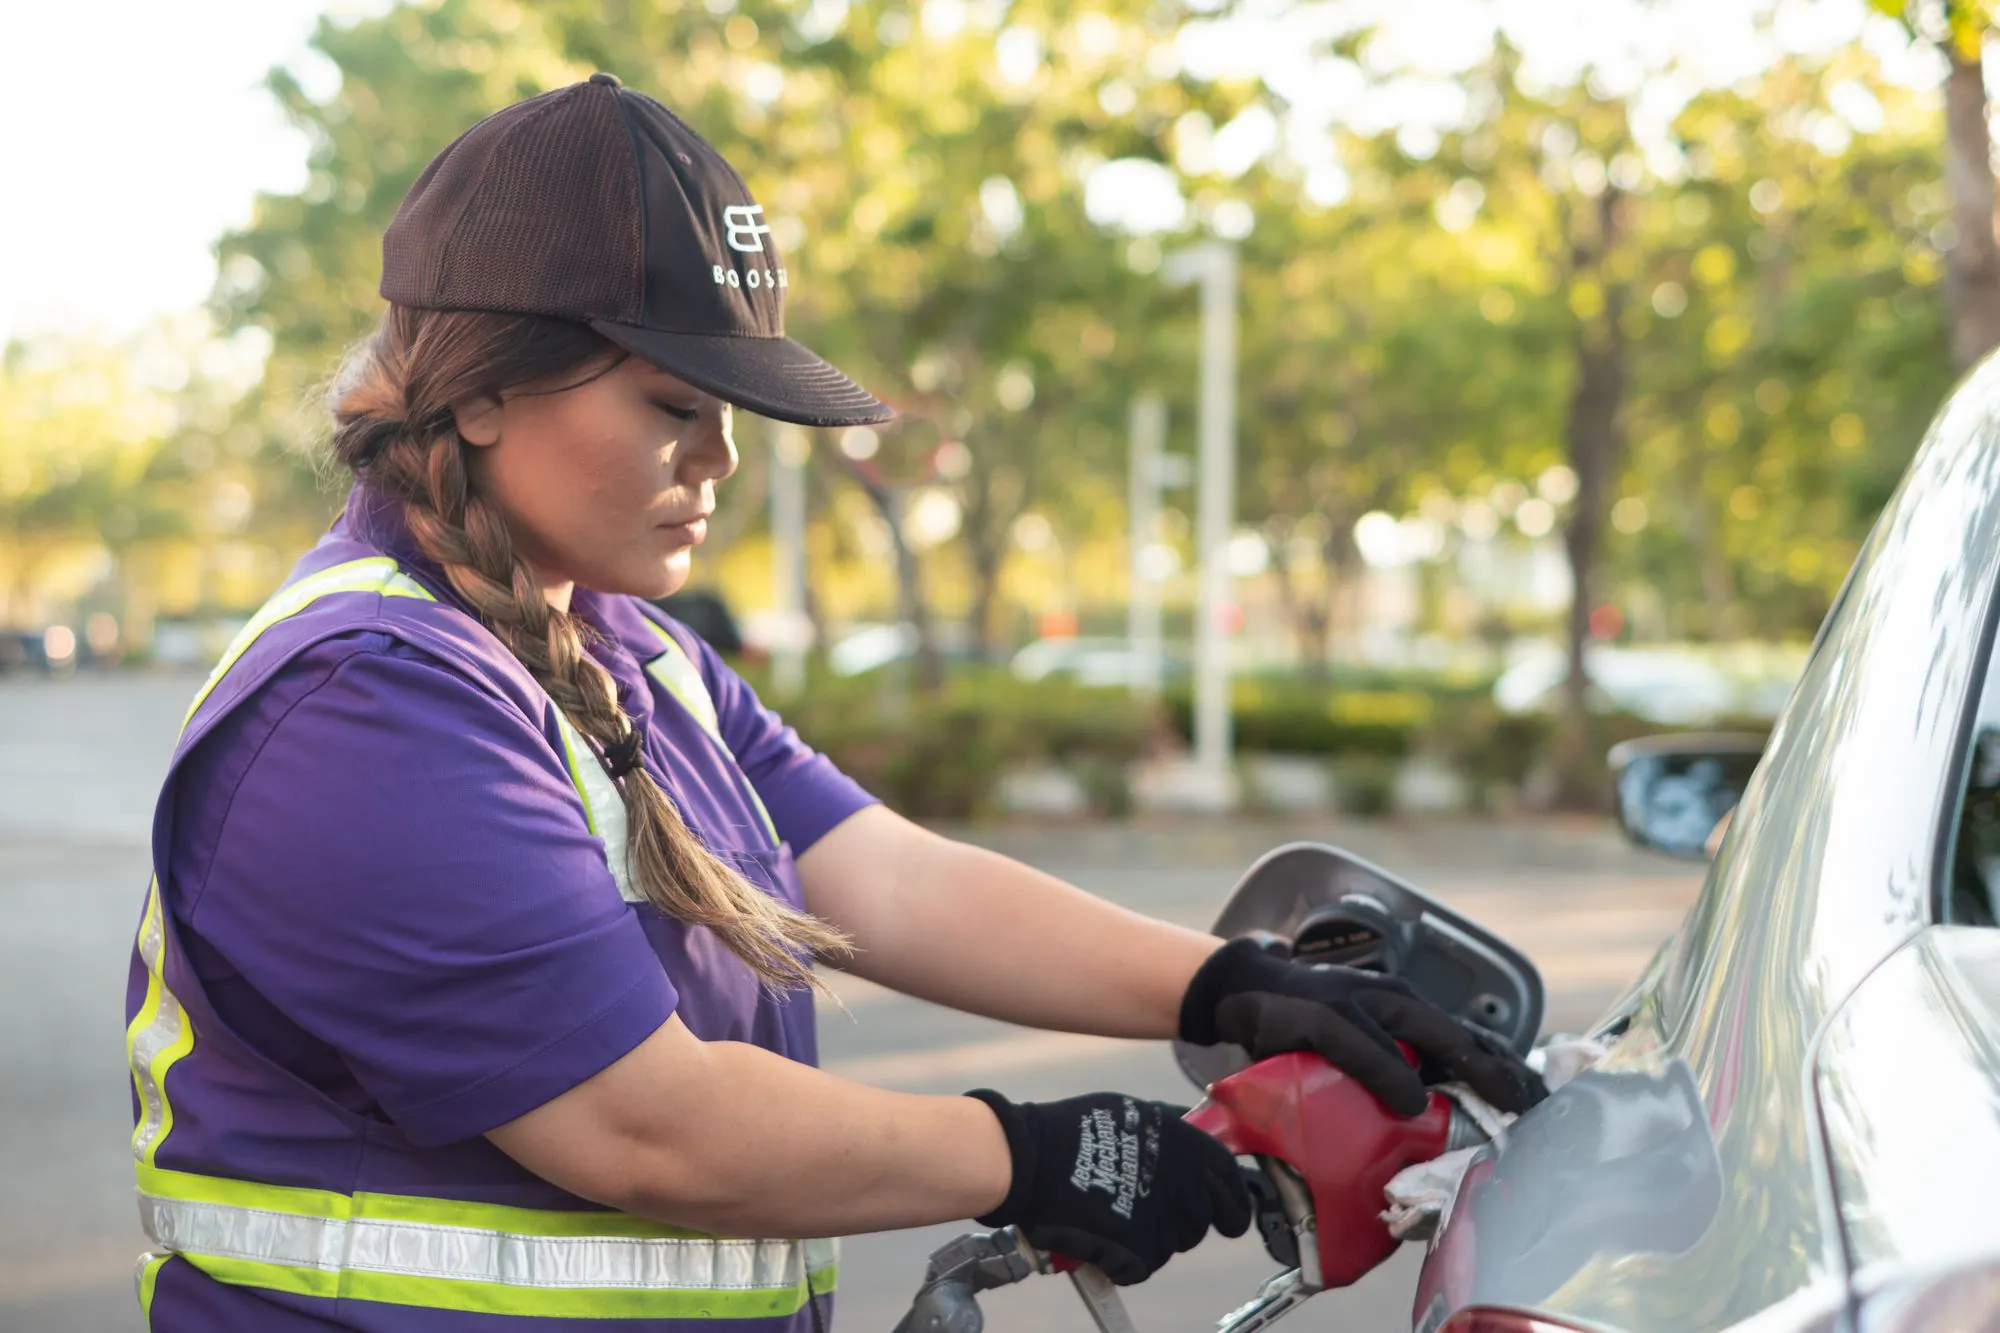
[0,672,1701,1331]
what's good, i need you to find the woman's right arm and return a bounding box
[486,1015,1013,1237]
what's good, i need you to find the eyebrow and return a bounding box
[637,370,704,398]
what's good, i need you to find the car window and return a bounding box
[1943,628,2000,927]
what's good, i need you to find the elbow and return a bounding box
[606,1148,762,1235]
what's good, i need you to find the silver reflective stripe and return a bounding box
[139,1193,836,1292]
[555,709,637,902]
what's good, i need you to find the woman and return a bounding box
[124,76,1542,1332]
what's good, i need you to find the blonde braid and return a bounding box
[332,310,849,992]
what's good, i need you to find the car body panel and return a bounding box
[1816,926,2000,1296]
[1419,359,2000,1331]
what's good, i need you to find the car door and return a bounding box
[1810,549,2000,1314]
[1417,358,2000,1333]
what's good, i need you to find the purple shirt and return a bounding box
[142,486,877,1329]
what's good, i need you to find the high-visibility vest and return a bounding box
[127,556,834,1324]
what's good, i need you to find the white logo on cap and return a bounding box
[724,205,772,253]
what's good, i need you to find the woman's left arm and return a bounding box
[797,805,1219,1038]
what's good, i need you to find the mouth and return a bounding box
[658,512,711,546]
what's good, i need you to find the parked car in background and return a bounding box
[151,616,252,669]
[0,625,78,675]
[653,588,748,658]
[1414,358,2000,1332]
[1491,642,1805,724]
[1009,635,1192,688]
[825,621,984,677]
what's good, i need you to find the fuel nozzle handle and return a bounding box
[1185,1050,1475,1291]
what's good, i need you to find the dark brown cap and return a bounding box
[381,75,890,428]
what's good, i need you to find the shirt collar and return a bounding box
[333,480,670,672]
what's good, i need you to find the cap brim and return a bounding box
[590,322,893,428]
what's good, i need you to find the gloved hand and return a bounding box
[1178,937,1548,1118]
[964,1088,1251,1286]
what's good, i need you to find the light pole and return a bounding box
[1127,392,1167,698]
[769,424,810,698]
[1162,241,1240,806]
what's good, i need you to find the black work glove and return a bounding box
[1178,937,1548,1118]
[965,1088,1251,1286]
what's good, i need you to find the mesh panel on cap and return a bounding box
[381,84,643,322]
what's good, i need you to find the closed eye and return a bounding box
[652,400,700,422]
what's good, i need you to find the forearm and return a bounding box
[812,814,1221,1038]
[491,1019,1010,1237]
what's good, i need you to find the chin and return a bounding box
[581,550,691,602]
[640,553,694,601]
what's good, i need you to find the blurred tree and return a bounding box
[0,334,173,618]
[1418,65,1643,801]
[216,0,1242,678]
[1256,34,1951,797]
[1617,54,1951,636]
[1867,0,2000,368]
[172,0,1960,717]
[0,316,312,632]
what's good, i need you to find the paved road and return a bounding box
[0,671,1702,1332]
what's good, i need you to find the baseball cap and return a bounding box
[380,73,891,428]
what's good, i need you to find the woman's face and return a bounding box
[453,356,738,603]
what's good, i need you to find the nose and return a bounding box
[678,403,740,485]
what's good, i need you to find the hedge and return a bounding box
[735,660,1768,820]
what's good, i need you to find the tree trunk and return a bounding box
[967,534,1004,661]
[857,479,942,692]
[1315,519,1360,673]
[1945,45,2000,373]
[1555,187,1629,809]
[1263,518,1319,670]
[960,451,1032,663]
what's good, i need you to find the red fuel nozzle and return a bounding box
[1184,1050,1461,1289]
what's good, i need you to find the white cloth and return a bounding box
[1380,1034,1612,1241]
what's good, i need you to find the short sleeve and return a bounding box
[177,641,678,1147]
[688,633,879,853]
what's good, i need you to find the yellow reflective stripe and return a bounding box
[140,1164,353,1220]
[134,560,441,1176]
[641,622,779,845]
[137,1253,169,1322]
[643,624,722,737]
[181,1254,836,1319]
[133,566,840,1318]
[554,707,638,901]
[139,1163,715,1239]
[555,714,599,836]
[139,1172,839,1318]
[183,558,436,724]
[126,884,163,1151]
[355,1189,710,1239]
[128,881,195,1168]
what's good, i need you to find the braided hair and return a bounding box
[328,305,848,992]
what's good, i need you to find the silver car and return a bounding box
[1415,357,2000,1331]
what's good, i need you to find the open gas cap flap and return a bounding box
[1173,843,1545,1092]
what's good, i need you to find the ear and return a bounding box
[451,393,504,447]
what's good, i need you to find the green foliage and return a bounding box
[733,663,1162,818]
[1162,681,1434,758]
[214,0,1242,644]
[0,0,1972,682]
[723,659,1755,819]
[1867,0,1992,59]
